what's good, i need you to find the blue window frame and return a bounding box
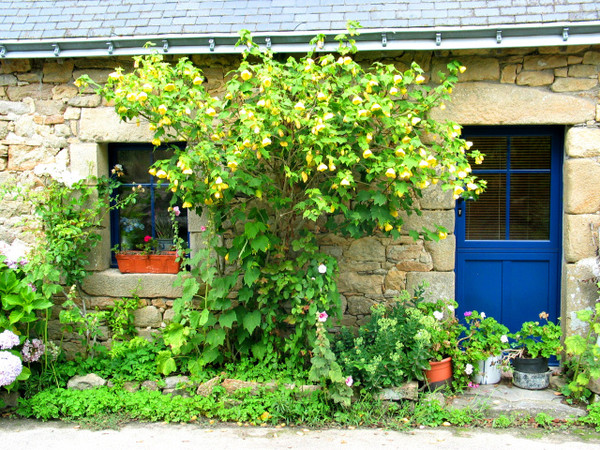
[108,143,188,266]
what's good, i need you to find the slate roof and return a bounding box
[1,0,599,41]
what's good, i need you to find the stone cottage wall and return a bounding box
[1,45,599,350]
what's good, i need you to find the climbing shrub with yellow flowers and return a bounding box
[78,25,485,374]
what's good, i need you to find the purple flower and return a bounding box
[0,351,23,386]
[464,311,472,317]
[28,282,37,292]
[21,339,45,363]
[0,330,20,350]
[317,311,328,323]
[345,376,354,387]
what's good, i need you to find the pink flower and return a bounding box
[144,235,152,242]
[200,226,207,232]
[464,311,472,317]
[172,206,181,217]
[345,376,353,387]
[468,381,480,388]
[317,311,328,323]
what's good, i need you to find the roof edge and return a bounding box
[1,22,600,59]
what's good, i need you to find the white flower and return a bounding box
[500,335,509,344]
[433,311,443,320]
[480,312,486,319]
[465,363,473,375]
[318,264,327,274]
[345,376,354,387]
[447,304,455,312]
[0,351,23,386]
[0,330,20,350]
[0,239,30,263]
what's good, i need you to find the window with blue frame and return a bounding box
[109,143,188,266]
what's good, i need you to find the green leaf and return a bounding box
[156,351,177,375]
[244,267,261,286]
[251,342,267,360]
[163,323,187,353]
[219,310,237,328]
[206,328,226,347]
[242,310,262,334]
[198,309,210,327]
[250,234,270,253]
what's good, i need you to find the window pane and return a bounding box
[511,136,551,170]
[117,149,152,184]
[509,173,550,240]
[118,187,152,250]
[469,136,507,170]
[466,173,506,240]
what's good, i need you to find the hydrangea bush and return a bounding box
[79,24,485,372]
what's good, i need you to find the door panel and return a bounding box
[455,126,562,333]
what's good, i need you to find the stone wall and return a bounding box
[1,46,599,347]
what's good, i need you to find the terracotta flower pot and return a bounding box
[424,356,453,389]
[116,252,180,274]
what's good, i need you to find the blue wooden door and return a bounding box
[455,126,563,332]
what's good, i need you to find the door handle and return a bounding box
[457,198,464,217]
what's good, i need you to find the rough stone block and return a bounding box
[68,94,102,108]
[7,144,53,171]
[338,272,384,296]
[133,306,162,328]
[516,70,554,86]
[419,183,454,210]
[67,373,107,390]
[432,82,595,125]
[346,295,376,315]
[500,64,518,84]
[79,106,154,142]
[0,74,17,86]
[73,69,112,84]
[564,158,600,214]
[551,78,597,92]
[42,61,74,83]
[566,127,600,158]
[568,65,598,78]
[523,55,567,70]
[7,84,55,102]
[564,214,600,263]
[345,237,386,262]
[379,381,419,401]
[406,271,455,302]
[52,85,78,101]
[0,100,31,115]
[82,269,184,298]
[424,235,456,271]
[1,59,32,74]
[563,260,600,336]
[400,210,455,236]
[582,51,600,65]
[384,267,406,292]
[432,57,499,83]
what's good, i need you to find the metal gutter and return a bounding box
[1,22,600,59]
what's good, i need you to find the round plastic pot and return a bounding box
[511,357,548,374]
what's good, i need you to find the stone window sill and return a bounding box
[82,269,184,299]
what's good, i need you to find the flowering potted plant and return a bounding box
[507,312,563,390]
[460,310,510,384]
[416,296,466,389]
[115,206,184,274]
